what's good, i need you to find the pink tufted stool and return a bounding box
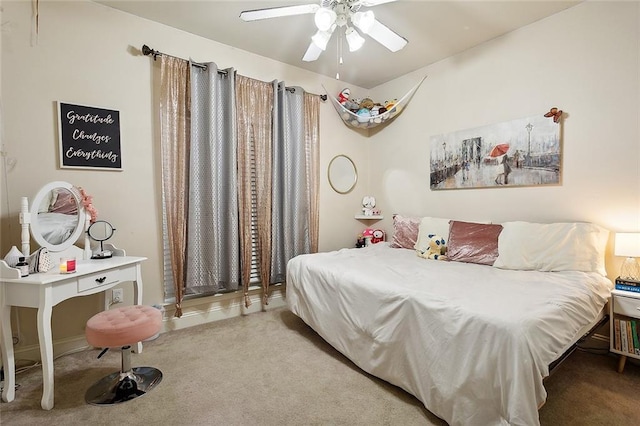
[84,305,162,405]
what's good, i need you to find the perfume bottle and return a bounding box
[16,256,29,277]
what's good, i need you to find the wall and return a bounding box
[0,0,369,354]
[369,1,640,278]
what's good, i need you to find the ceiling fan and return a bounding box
[240,0,408,62]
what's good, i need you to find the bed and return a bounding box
[286,217,612,426]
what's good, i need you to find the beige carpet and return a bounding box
[1,308,639,425]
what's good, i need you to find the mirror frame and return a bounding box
[30,181,87,252]
[87,220,115,243]
[328,154,358,194]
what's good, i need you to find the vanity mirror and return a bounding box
[328,154,357,194]
[88,220,116,259]
[29,181,88,253]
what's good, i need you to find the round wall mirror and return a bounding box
[87,220,116,259]
[328,155,357,194]
[30,181,86,252]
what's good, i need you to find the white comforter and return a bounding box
[286,243,612,426]
[37,212,78,244]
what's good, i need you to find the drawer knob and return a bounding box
[96,277,107,284]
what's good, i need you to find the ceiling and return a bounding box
[96,1,581,89]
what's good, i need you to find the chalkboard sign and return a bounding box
[58,102,122,170]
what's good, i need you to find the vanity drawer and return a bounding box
[613,294,640,317]
[78,269,126,293]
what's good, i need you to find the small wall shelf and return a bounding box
[355,215,384,220]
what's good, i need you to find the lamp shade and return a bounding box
[345,27,365,52]
[314,8,336,32]
[352,10,375,33]
[615,233,640,257]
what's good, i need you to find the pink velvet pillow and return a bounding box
[447,221,503,266]
[390,214,421,249]
[49,189,78,215]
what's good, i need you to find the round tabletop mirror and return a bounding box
[30,181,86,252]
[328,155,357,194]
[87,220,116,259]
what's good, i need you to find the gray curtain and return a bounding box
[186,63,240,294]
[270,84,311,283]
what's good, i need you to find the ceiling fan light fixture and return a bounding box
[345,27,365,52]
[311,29,332,51]
[314,8,336,31]
[351,10,375,34]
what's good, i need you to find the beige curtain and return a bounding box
[236,75,274,307]
[159,56,190,317]
[304,92,320,253]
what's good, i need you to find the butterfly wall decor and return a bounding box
[544,107,563,123]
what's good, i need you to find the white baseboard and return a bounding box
[161,285,287,332]
[5,286,287,364]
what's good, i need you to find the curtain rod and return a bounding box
[142,44,214,72]
[142,44,326,101]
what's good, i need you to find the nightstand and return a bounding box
[609,289,640,373]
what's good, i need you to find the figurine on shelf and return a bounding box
[362,196,376,216]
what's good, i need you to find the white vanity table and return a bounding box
[0,181,147,410]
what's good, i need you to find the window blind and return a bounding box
[163,137,261,301]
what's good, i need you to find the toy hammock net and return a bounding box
[324,76,427,130]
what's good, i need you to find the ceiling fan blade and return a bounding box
[366,18,408,52]
[360,0,397,6]
[303,24,336,61]
[240,4,319,22]
[302,42,323,62]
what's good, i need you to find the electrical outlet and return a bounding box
[112,288,124,304]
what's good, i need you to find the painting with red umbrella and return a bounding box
[429,110,562,190]
[489,143,510,158]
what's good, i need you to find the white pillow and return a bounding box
[493,221,609,275]
[38,190,55,214]
[414,217,452,250]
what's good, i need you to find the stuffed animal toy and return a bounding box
[370,105,381,117]
[416,234,447,260]
[371,229,385,244]
[362,196,376,216]
[384,99,398,111]
[359,98,375,111]
[361,228,375,246]
[348,97,362,112]
[344,98,360,111]
[362,228,374,239]
[338,88,350,105]
[356,108,371,123]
